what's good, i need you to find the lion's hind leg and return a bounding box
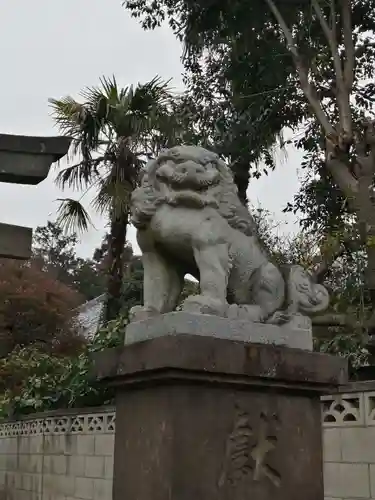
[228,262,285,323]
[249,262,285,322]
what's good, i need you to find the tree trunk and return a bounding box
[103,139,137,325]
[326,153,375,333]
[104,209,129,323]
[355,164,375,337]
[231,159,250,205]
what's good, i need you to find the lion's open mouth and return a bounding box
[156,161,220,192]
[169,181,212,192]
[166,189,214,208]
[164,171,221,192]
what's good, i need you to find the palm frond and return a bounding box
[111,77,173,137]
[80,88,110,123]
[80,76,123,130]
[50,96,107,158]
[116,139,144,181]
[82,75,118,103]
[130,76,172,114]
[51,75,181,232]
[55,157,103,190]
[49,97,85,138]
[56,198,93,234]
[92,171,132,218]
[100,75,120,103]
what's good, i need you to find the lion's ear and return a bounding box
[143,158,161,184]
[138,170,147,184]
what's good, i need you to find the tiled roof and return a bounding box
[76,294,105,337]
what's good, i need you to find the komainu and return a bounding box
[130,145,329,324]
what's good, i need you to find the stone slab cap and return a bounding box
[125,312,313,350]
[0,133,72,184]
[0,222,32,259]
[93,335,348,392]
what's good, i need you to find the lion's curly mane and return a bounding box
[131,145,257,236]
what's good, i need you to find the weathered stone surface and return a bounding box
[93,335,347,500]
[129,144,329,330]
[114,379,324,500]
[0,133,71,185]
[0,134,71,263]
[125,311,313,350]
[0,222,32,259]
[94,335,347,389]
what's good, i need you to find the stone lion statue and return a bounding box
[129,145,329,324]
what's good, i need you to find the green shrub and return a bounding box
[0,315,127,418]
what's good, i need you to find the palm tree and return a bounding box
[50,76,180,323]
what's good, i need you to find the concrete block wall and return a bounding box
[0,407,115,500]
[322,382,375,500]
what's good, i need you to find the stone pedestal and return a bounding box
[94,334,347,500]
[125,312,313,350]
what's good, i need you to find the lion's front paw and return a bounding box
[266,310,292,325]
[181,295,227,317]
[129,305,160,323]
[267,310,312,330]
[227,304,265,322]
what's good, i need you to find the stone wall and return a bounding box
[0,386,375,500]
[0,407,115,500]
[322,382,375,500]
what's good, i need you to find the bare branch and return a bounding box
[264,0,298,57]
[313,245,346,283]
[326,137,358,201]
[330,0,337,44]
[312,230,360,283]
[327,155,358,198]
[341,0,355,91]
[265,0,336,138]
[356,154,375,174]
[312,0,353,140]
[312,0,343,82]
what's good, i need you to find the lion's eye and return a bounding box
[156,167,167,177]
[156,163,173,177]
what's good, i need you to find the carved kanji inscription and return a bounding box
[219,404,281,488]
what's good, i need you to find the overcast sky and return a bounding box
[0,0,302,257]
